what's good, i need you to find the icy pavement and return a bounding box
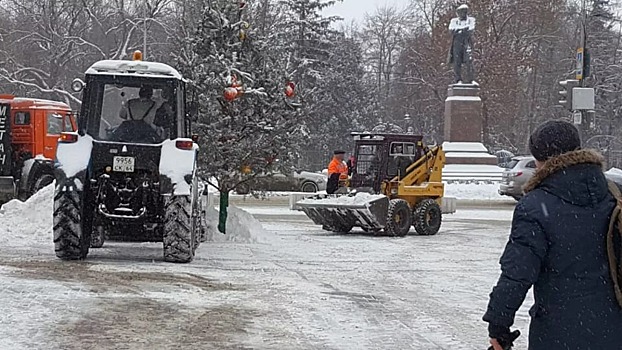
[0,199,531,350]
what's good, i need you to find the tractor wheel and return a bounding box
[90,225,105,248]
[413,199,442,236]
[53,185,90,260]
[163,195,195,263]
[384,199,412,237]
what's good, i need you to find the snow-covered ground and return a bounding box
[0,186,527,349]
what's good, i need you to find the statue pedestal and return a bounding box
[443,83,497,166]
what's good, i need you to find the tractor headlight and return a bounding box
[391,188,398,195]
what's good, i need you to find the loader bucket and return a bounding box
[297,193,390,232]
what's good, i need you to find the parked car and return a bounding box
[236,171,327,194]
[500,157,622,201]
[499,156,537,200]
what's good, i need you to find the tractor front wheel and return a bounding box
[384,199,412,237]
[413,199,442,236]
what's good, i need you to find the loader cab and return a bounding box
[76,60,188,143]
[350,133,425,192]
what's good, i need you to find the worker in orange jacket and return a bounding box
[327,150,348,194]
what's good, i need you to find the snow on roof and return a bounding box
[86,60,183,80]
[444,164,505,173]
[442,142,489,153]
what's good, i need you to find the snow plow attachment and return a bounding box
[297,193,390,232]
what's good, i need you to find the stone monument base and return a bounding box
[443,142,498,165]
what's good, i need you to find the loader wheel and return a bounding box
[53,185,90,260]
[90,225,105,248]
[385,199,412,237]
[163,195,195,263]
[413,199,442,236]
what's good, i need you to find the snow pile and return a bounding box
[298,193,386,206]
[444,182,507,201]
[0,184,54,245]
[204,205,270,243]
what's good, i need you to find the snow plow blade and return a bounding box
[297,194,389,231]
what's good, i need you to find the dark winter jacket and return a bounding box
[483,150,622,350]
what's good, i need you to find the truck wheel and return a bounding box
[413,199,442,236]
[163,195,195,263]
[90,225,105,248]
[53,185,90,260]
[384,199,412,237]
[32,174,55,196]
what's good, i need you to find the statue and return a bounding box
[448,4,475,84]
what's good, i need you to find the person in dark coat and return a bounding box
[483,120,622,350]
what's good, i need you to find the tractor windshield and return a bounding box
[82,77,179,144]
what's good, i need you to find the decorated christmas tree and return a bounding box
[178,0,304,233]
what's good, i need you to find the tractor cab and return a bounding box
[350,133,426,192]
[74,57,188,144]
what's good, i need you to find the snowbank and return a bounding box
[0,183,54,246]
[205,205,270,243]
[444,182,507,201]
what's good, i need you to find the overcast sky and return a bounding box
[323,0,411,24]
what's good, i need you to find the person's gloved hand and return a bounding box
[487,324,520,350]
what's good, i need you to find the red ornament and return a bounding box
[285,82,296,98]
[224,87,238,102]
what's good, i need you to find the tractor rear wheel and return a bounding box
[53,184,90,260]
[384,199,412,237]
[413,199,442,236]
[163,195,195,263]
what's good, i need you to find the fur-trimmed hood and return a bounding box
[524,149,604,193]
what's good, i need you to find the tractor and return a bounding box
[297,132,447,236]
[53,52,205,263]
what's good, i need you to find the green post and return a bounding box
[218,190,229,234]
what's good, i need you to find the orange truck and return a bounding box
[0,95,76,202]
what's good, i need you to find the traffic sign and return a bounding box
[576,48,584,80]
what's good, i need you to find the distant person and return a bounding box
[483,120,622,350]
[326,150,348,194]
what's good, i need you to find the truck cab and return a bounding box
[0,95,76,202]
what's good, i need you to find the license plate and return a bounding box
[113,156,135,172]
